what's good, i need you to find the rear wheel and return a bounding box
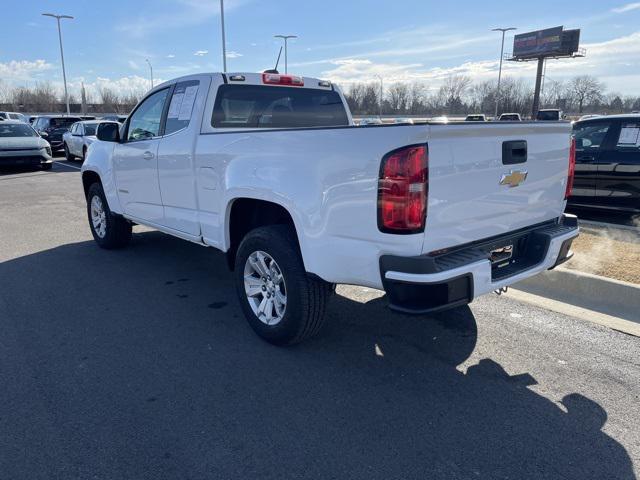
[64,143,75,161]
[86,182,131,249]
[234,225,332,345]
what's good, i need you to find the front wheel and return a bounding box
[86,182,132,249]
[64,143,75,161]
[234,225,332,346]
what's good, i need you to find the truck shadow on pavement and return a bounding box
[0,231,635,480]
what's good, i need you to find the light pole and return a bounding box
[42,13,74,115]
[274,35,297,73]
[492,27,516,119]
[145,59,154,89]
[375,74,383,119]
[219,0,227,72]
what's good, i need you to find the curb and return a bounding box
[512,267,640,324]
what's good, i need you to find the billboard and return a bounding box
[559,29,581,55]
[513,26,563,58]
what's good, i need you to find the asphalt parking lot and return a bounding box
[1,157,639,480]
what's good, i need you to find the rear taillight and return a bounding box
[262,73,304,86]
[378,144,428,233]
[565,137,576,199]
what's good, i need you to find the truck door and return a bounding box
[571,120,614,207]
[157,76,211,236]
[113,88,170,224]
[595,120,640,211]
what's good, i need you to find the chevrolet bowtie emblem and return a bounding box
[500,170,528,188]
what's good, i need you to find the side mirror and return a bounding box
[97,122,121,142]
[39,131,48,137]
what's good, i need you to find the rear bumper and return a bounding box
[380,214,579,314]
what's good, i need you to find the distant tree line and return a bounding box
[0,81,143,114]
[345,75,640,117]
[2,74,639,117]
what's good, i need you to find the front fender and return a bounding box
[81,141,122,214]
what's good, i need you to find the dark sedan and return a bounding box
[32,115,82,151]
[569,114,640,213]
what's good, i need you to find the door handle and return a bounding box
[581,155,595,162]
[143,151,154,160]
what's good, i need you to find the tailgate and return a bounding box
[422,122,572,254]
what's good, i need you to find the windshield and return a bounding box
[0,123,38,138]
[537,111,559,121]
[51,117,81,128]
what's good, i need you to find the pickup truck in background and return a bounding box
[81,72,579,345]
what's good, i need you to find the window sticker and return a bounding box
[178,86,199,121]
[617,125,640,146]
[167,93,184,119]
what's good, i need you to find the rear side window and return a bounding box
[165,80,200,135]
[212,85,349,129]
[574,122,611,151]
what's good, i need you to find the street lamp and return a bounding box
[492,27,516,119]
[219,0,227,72]
[42,13,74,115]
[145,59,154,89]
[274,35,297,73]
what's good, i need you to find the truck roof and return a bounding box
[154,72,335,91]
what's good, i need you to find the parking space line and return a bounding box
[54,161,82,171]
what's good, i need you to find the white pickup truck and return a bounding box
[81,72,579,345]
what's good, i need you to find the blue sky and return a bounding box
[1,0,640,98]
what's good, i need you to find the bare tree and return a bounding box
[387,83,410,113]
[438,75,472,114]
[569,75,604,113]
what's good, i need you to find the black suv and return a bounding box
[32,116,82,151]
[569,114,640,213]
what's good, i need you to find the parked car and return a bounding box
[430,116,449,123]
[358,117,383,126]
[465,114,487,122]
[536,109,564,121]
[0,121,53,170]
[101,115,128,124]
[81,71,578,345]
[0,111,29,123]
[63,120,118,161]
[568,114,640,213]
[392,118,415,124]
[499,113,522,121]
[32,115,82,151]
[579,114,601,121]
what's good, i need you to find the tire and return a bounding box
[234,225,332,346]
[86,182,132,249]
[64,143,75,161]
[41,162,52,171]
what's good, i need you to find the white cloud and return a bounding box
[0,59,55,82]
[194,50,209,56]
[226,51,243,58]
[319,31,640,95]
[612,2,640,13]
[166,54,176,59]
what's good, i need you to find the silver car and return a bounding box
[0,121,53,170]
[62,120,118,161]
